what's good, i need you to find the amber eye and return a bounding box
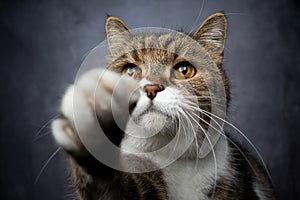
[122,63,141,79]
[173,62,196,79]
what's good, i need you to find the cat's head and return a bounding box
[106,13,229,155]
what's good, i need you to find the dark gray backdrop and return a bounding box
[0,0,299,199]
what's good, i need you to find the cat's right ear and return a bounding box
[105,16,132,57]
[106,16,130,39]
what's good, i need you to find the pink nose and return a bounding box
[143,84,165,100]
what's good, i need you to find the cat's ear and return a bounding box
[106,16,130,38]
[105,16,132,58]
[192,12,227,64]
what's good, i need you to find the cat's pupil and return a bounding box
[179,66,188,75]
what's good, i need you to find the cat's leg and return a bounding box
[51,69,139,199]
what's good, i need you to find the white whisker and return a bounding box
[187,0,206,36]
[185,111,218,198]
[34,147,62,185]
[169,113,182,159]
[35,114,60,137]
[32,131,52,143]
[184,103,273,183]
[189,111,261,180]
[179,109,200,168]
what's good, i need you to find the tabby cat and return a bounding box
[51,12,275,199]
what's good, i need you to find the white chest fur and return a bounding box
[162,138,230,200]
[163,159,212,200]
[121,135,231,200]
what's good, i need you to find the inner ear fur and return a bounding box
[193,12,227,64]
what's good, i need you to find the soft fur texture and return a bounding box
[51,12,275,199]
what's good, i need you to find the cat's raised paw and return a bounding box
[51,69,140,154]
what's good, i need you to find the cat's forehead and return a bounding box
[129,49,178,66]
[110,32,208,66]
[131,32,186,53]
[111,31,202,54]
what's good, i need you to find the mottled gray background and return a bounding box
[0,0,299,199]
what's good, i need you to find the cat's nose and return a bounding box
[143,84,165,100]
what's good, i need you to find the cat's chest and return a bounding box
[162,160,213,200]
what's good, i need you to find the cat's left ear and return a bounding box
[193,12,227,64]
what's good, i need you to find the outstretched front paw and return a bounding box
[51,69,140,155]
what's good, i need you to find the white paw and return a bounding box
[51,118,82,152]
[51,69,140,153]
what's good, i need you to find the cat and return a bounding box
[51,12,275,200]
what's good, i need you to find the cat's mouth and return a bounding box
[133,104,171,120]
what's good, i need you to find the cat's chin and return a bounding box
[138,111,168,130]
[128,110,174,137]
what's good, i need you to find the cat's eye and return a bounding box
[173,62,196,79]
[122,63,141,78]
